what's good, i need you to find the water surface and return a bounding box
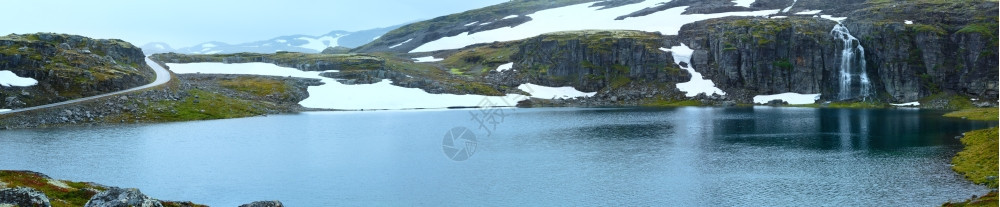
[0,107,993,206]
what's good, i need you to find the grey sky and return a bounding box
[0,0,506,47]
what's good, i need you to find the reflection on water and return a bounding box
[0,107,993,206]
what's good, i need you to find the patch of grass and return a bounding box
[0,170,107,207]
[449,68,466,75]
[137,89,271,122]
[952,127,999,188]
[219,77,289,98]
[642,99,702,107]
[944,108,999,121]
[773,59,793,70]
[944,190,999,207]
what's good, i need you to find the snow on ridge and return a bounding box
[413,56,443,62]
[753,93,821,105]
[165,62,527,110]
[464,21,479,27]
[410,0,780,53]
[154,44,165,49]
[0,109,10,112]
[0,70,39,87]
[502,15,519,20]
[733,0,755,8]
[820,15,847,22]
[297,35,344,52]
[202,43,216,48]
[518,83,596,99]
[276,39,288,43]
[496,62,514,72]
[782,0,797,13]
[389,38,413,49]
[904,20,913,24]
[659,44,726,97]
[372,35,382,40]
[795,10,821,15]
[891,102,920,107]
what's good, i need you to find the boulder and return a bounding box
[0,187,51,207]
[84,187,163,207]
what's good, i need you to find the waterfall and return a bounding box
[830,24,873,101]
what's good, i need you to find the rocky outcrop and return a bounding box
[843,0,999,102]
[0,33,154,109]
[239,201,284,207]
[152,52,385,72]
[678,17,840,102]
[84,187,163,207]
[0,187,51,207]
[507,30,689,92]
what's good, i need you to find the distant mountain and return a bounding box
[142,25,402,55]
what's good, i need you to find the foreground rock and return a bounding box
[84,187,163,207]
[0,187,51,207]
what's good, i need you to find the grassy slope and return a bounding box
[944,107,999,206]
[0,171,207,207]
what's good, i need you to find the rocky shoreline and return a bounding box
[0,170,282,207]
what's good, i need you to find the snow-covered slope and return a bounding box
[410,0,780,52]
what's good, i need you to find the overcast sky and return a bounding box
[0,0,506,47]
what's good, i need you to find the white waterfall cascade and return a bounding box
[830,24,874,101]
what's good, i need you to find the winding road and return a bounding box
[0,57,171,115]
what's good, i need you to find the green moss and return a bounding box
[219,77,289,99]
[944,108,999,121]
[643,99,702,107]
[908,24,948,35]
[0,171,107,207]
[449,68,466,75]
[952,127,999,188]
[134,89,270,122]
[943,191,999,207]
[772,59,793,70]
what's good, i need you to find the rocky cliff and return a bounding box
[0,33,154,109]
[676,0,998,103]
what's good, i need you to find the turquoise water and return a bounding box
[0,107,993,206]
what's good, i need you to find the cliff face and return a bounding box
[845,0,999,102]
[679,17,840,102]
[676,0,998,103]
[511,30,689,92]
[0,33,153,109]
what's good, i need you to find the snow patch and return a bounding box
[412,56,443,62]
[154,44,165,49]
[502,15,519,20]
[659,45,726,97]
[495,62,514,72]
[904,20,913,24]
[411,0,779,53]
[389,38,413,49]
[891,102,920,107]
[201,43,216,48]
[0,109,10,112]
[770,16,788,19]
[782,0,797,13]
[276,39,287,43]
[753,93,821,105]
[0,70,38,87]
[372,35,381,40]
[795,10,821,15]
[733,0,755,7]
[297,35,344,52]
[204,50,222,54]
[479,22,493,26]
[518,83,596,99]
[464,21,479,26]
[166,62,527,110]
[820,15,847,22]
